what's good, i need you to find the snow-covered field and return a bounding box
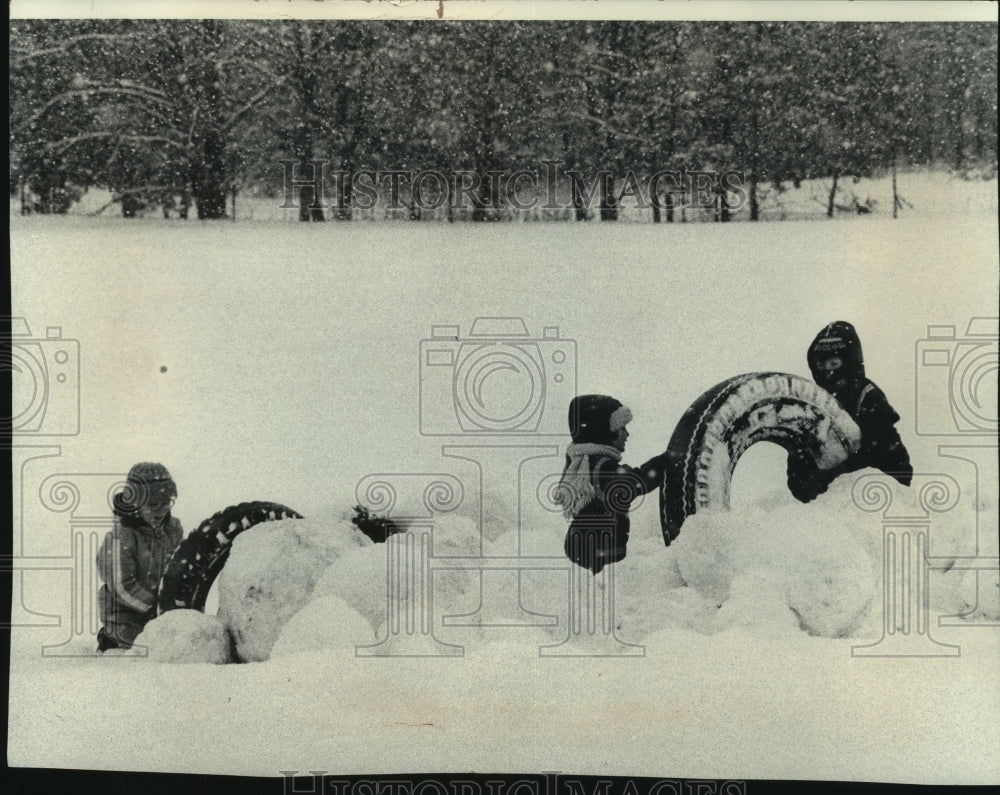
[8,170,999,783]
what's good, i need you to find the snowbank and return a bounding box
[8,182,997,781]
[270,596,376,658]
[217,513,372,661]
[672,491,877,638]
[310,516,481,633]
[134,609,231,664]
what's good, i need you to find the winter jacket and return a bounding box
[788,322,913,502]
[97,511,183,647]
[560,447,667,574]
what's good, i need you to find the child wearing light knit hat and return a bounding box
[96,462,184,651]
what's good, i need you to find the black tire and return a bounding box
[158,501,303,613]
[659,372,860,545]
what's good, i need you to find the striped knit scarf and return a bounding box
[554,443,622,520]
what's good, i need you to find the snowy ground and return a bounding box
[8,171,1000,783]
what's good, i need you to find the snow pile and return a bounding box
[8,183,998,781]
[952,568,1000,623]
[310,516,481,634]
[839,463,999,623]
[671,484,877,638]
[233,461,989,651]
[270,596,376,658]
[217,512,372,661]
[611,529,691,639]
[133,610,230,664]
[310,546,390,630]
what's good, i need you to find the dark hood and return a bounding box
[808,320,866,383]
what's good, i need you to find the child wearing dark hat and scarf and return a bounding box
[555,395,669,574]
[788,321,913,502]
[96,462,184,651]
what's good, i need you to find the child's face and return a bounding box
[817,355,848,390]
[139,495,174,527]
[611,425,629,452]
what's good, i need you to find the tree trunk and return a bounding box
[891,155,899,220]
[472,168,501,222]
[600,173,617,221]
[191,124,228,219]
[718,180,730,222]
[297,152,325,222]
[826,169,840,218]
[650,164,661,223]
[291,24,325,222]
[336,161,353,221]
[191,23,228,220]
[121,192,141,218]
[570,175,588,221]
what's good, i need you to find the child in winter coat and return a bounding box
[555,395,669,574]
[96,462,184,651]
[788,321,913,502]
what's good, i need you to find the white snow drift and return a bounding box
[8,170,998,782]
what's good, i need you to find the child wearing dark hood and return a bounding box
[555,395,669,574]
[96,462,184,651]
[788,321,913,502]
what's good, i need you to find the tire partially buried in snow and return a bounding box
[660,372,861,545]
[158,501,304,614]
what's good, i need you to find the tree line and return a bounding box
[9,20,998,221]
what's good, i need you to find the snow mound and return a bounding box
[217,514,372,662]
[431,515,485,557]
[312,516,481,633]
[311,546,389,630]
[672,493,876,638]
[270,596,376,658]
[956,567,1000,623]
[841,466,998,621]
[133,609,230,664]
[714,570,805,635]
[613,528,688,640]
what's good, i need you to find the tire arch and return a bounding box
[659,372,860,545]
[158,501,303,614]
